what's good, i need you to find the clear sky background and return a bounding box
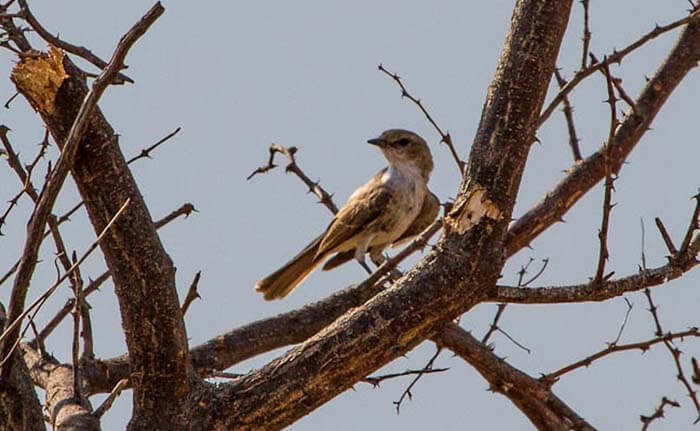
[1,1,699,429]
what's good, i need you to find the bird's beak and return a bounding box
[367,138,385,147]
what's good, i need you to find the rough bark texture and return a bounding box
[0,308,45,431]
[436,324,595,430]
[11,53,190,429]
[22,346,99,431]
[187,1,573,429]
[506,17,700,256]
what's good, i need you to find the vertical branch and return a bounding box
[554,68,583,161]
[70,251,84,399]
[580,0,591,69]
[593,58,618,284]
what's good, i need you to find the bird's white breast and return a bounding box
[374,161,426,243]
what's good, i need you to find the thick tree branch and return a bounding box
[21,344,98,431]
[436,323,596,430]
[2,10,140,378]
[0,307,45,431]
[506,15,700,257]
[187,1,573,429]
[89,13,700,413]
[5,3,189,430]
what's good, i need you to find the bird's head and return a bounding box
[367,129,433,179]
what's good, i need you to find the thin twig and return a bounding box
[655,217,678,255]
[554,68,583,162]
[580,0,591,69]
[70,250,84,400]
[377,64,465,173]
[641,396,680,431]
[181,271,202,315]
[643,289,700,422]
[541,327,700,384]
[154,203,197,229]
[248,144,339,213]
[126,126,181,164]
[539,8,700,126]
[610,76,638,115]
[0,187,24,235]
[363,367,449,388]
[393,347,443,414]
[609,297,633,346]
[27,202,193,348]
[3,91,18,108]
[678,191,700,258]
[593,58,618,285]
[482,303,507,344]
[0,199,130,363]
[93,378,128,419]
[522,258,550,287]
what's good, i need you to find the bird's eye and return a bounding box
[397,138,410,147]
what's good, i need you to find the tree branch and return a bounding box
[6,3,190,429]
[188,1,573,428]
[436,323,596,430]
[506,14,700,257]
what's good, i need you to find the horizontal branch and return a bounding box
[493,235,699,304]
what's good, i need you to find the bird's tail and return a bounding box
[255,234,325,300]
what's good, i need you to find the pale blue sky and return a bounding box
[1,1,699,429]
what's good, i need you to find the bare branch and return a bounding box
[641,397,680,431]
[541,327,700,384]
[93,378,128,419]
[126,126,181,164]
[248,144,339,213]
[593,58,618,285]
[437,323,596,430]
[1,2,163,378]
[643,290,700,421]
[679,191,700,258]
[655,217,678,255]
[16,0,133,84]
[27,202,195,349]
[580,0,591,69]
[539,8,700,126]
[377,63,465,173]
[554,68,583,161]
[393,347,442,414]
[508,16,700,257]
[493,234,699,304]
[181,271,202,315]
[0,199,131,356]
[363,366,448,388]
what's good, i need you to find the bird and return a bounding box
[255,129,438,300]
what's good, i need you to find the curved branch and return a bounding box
[506,15,700,257]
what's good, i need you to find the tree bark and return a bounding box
[189,1,573,429]
[10,27,191,431]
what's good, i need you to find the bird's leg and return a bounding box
[369,248,387,267]
[354,236,374,274]
[370,246,403,281]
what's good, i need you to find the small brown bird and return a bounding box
[255,129,438,300]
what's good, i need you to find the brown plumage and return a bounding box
[255,129,437,300]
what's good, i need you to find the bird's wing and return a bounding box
[391,190,440,247]
[316,170,392,259]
